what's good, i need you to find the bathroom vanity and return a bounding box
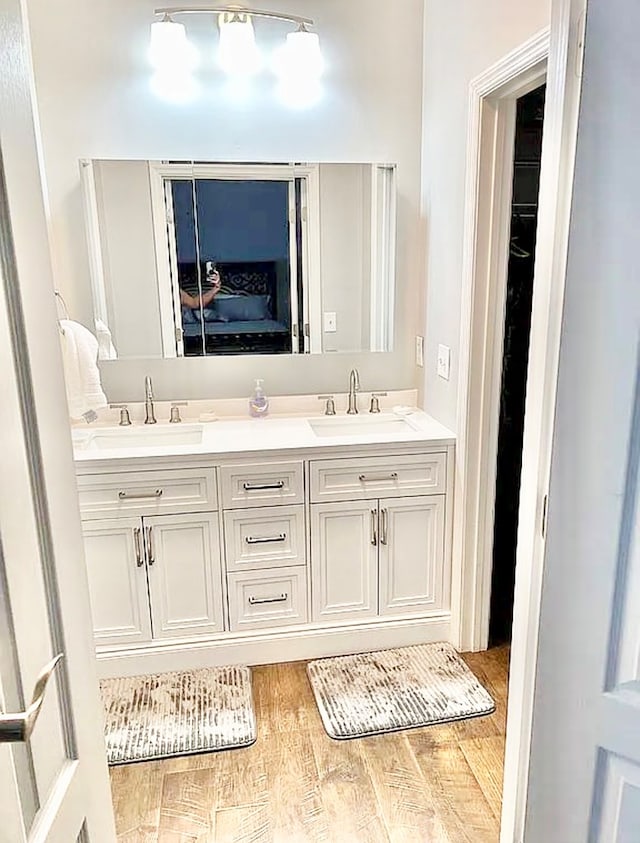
[74,402,455,678]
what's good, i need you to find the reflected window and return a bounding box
[166,175,304,357]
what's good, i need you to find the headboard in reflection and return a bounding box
[81,160,396,360]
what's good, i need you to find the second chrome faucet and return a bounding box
[144,376,157,425]
[347,368,360,415]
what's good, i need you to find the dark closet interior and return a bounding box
[489,84,546,646]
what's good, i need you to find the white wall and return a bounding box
[420,0,550,429]
[319,163,367,353]
[25,0,425,402]
[94,160,163,358]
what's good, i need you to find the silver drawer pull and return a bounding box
[133,527,144,567]
[245,533,287,545]
[359,472,398,483]
[243,480,285,492]
[371,509,378,547]
[118,489,163,500]
[248,593,288,606]
[145,526,155,566]
[0,654,63,743]
[380,508,389,546]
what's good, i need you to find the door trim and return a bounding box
[450,3,585,842]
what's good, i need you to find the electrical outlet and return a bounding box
[437,344,451,380]
[323,311,337,333]
[416,335,424,367]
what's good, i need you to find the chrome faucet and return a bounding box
[347,368,360,415]
[144,376,157,425]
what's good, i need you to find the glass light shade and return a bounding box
[149,19,197,72]
[218,15,261,76]
[274,29,324,81]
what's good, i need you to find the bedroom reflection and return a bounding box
[174,175,298,356]
[81,160,397,360]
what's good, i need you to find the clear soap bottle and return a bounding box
[249,378,269,418]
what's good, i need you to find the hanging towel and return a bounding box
[95,318,118,360]
[59,320,108,420]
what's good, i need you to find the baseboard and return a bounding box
[95,613,452,678]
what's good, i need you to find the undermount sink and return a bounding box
[76,424,204,450]
[308,414,416,438]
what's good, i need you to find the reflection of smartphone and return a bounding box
[205,261,219,287]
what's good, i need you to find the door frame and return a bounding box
[450,2,586,842]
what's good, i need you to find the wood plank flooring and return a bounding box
[110,646,509,843]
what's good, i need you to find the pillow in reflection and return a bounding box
[214,294,272,322]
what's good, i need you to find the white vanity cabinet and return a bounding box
[75,432,455,676]
[79,469,224,647]
[310,456,449,623]
[219,460,310,632]
[82,517,152,646]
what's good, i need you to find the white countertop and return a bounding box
[72,408,456,466]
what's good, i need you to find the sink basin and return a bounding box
[76,424,204,450]
[309,414,416,438]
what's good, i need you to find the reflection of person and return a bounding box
[180,263,221,309]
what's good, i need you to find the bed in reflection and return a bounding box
[179,260,293,356]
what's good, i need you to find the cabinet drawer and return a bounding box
[224,505,306,573]
[77,468,218,519]
[227,567,308,631]
[310,453,447,502]
[220,461,303,509]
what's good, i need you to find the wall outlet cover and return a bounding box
[416,335,424,367]
[323,311,337,333]
[437,344,451,380]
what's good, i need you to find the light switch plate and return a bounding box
[415,335,424,367]
[324,312,337,333]
[437,344,451,380]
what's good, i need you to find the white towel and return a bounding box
[95,318,118,360]
[59,320,108,420]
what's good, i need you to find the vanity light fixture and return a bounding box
[151,5,324,84]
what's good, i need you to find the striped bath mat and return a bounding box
[100,665,256,765]
[307,642,495,740]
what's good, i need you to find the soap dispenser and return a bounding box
[249,378,269,418]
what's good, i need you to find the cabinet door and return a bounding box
[145,513,225,639]
[82,518,152,646]
[311,502,378,622]
[378,496,446,617]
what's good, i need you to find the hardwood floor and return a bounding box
[110,646,509,843]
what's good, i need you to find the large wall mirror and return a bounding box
[81,159,397,360]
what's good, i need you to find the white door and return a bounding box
[311,501,378,621]
[0,0,116,833]
[521,2,640,839]
[82,518,153,647]
[145,513,225,639]
[378,496,446,617]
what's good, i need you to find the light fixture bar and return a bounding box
[154,5,314,27]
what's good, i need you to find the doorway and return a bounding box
[489,85,546,646]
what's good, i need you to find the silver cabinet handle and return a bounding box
[380,508,388,546]
[145,526,155,566]
[359,473,398,483]
[248,593,288,606]
[0,654,63,743]
[371,509,378,546]
[118,489,163,500]
[133,527,144,567]
[243,481,285,492]
[245,533,287,545]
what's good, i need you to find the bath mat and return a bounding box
[307,642,495,740]
[100,665,256,765]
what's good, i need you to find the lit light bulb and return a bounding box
[273,26,324,83]
[218,13,262,77]
[149,17,197,73]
